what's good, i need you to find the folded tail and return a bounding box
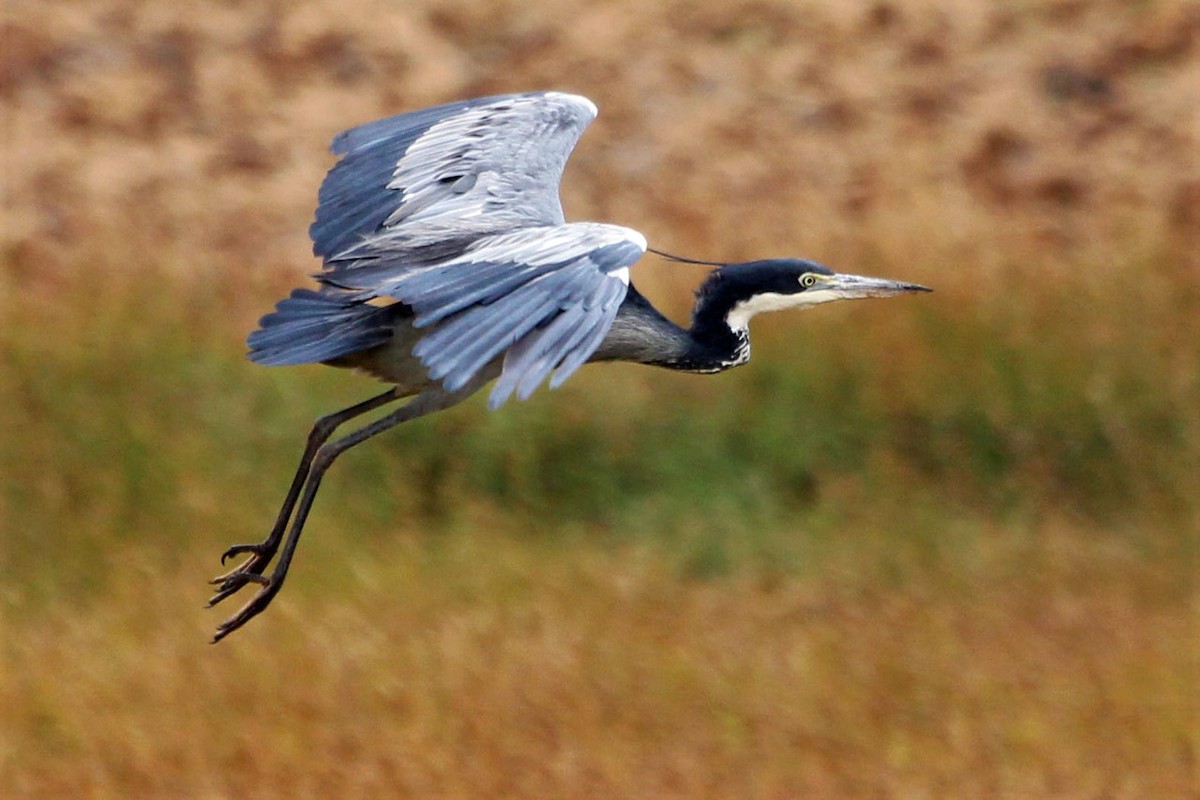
[247,289,398,366]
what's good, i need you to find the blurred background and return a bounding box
[2,0,1197,796]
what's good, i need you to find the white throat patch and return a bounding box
[725,290,837,333]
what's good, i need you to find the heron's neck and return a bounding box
[682,280,753,372]
[594,285,749,373]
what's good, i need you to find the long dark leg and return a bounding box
[208,388,400,602]
[209,385,475,642]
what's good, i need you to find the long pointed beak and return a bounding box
[825,272,932,299]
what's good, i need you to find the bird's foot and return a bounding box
[210,572,284,643]
[210,540,274,585]
[208,540,278,609]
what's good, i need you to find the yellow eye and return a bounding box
[800,274,818,288]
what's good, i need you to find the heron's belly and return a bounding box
[328,323,504,396]
[325,323,433,394]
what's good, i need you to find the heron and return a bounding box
[209,90,929,641]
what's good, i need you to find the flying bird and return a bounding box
[209,91,929,641]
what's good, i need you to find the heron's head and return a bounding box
[697,258,931,334]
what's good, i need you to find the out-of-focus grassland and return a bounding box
[2,0,1198,797]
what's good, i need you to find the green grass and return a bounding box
[3,248,1196,599]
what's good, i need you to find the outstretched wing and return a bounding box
[324,223,645,409]
[310,91,598,264]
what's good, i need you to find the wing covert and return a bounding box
[310,91,598,264]
[324,223,644,408]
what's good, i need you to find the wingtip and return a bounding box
[543,90,598,120]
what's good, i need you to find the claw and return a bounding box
[210,539,277,585]
[220,541,267,565]
[208,533,282,626]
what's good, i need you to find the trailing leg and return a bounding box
[208,388,399,604]
[210,384,481,642]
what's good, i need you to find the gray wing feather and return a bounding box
[498,278,625,402]
[328,223,644,407]
[403,259,566,326]
[411,259,600,392]
[310,91,598,264]
[310,97,485,260]
[546,279,627,385]
[415,284,559,376]
[412,267,585,381]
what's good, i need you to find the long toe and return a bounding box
[207,583,241,609]
[211,578,282,643]
[207,571,270,607]
[210,559,263,586]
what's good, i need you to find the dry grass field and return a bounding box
[2,0,1198,797]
